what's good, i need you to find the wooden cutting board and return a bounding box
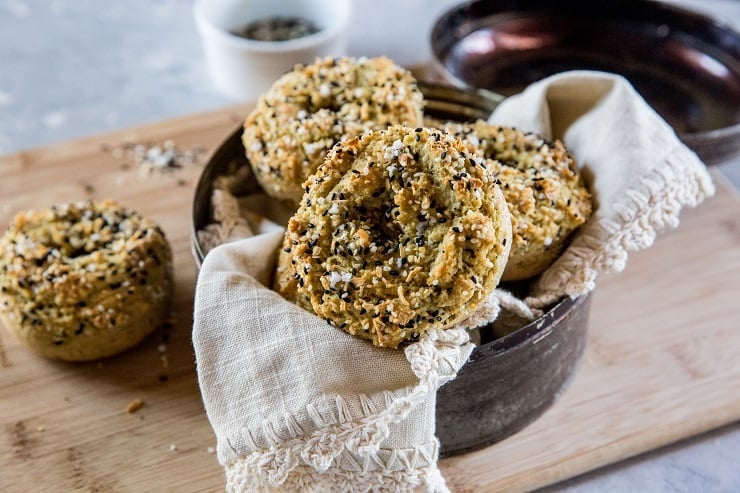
[0,105,738,493]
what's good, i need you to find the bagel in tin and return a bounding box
[275,125,511,348]
[243,56,425,208]
[444,121,592,281]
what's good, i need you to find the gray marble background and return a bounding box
[1,0,739,491]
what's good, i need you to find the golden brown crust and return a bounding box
[276,125,511,348]
[443,121,592,281]
[0,200,173,361]
[242,56,425,208]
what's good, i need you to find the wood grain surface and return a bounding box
[0,105,738,493]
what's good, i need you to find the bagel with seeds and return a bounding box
[275,125,511,348]
[0,200,173,361]
[243,56,425,208]
[444,121,592,281]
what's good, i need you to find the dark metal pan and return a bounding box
[431,0,740,164]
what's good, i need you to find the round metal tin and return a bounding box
[191,83,591,456]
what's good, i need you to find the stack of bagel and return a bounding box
[242,56,592,348]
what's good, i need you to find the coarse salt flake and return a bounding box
[328,270,352,289]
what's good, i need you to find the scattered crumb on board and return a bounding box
[100,139,208,176]
[125,398,144,414]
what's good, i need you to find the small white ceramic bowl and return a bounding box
[194,0,351,101]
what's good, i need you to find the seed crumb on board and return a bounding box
[207,447,216,454]
[100,139,208,176]
[36,426,45,432]
[169,443,177,452]
[126,398,144,414]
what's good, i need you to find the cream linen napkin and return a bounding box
[193,71,714,492]
[194,230,473,492]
